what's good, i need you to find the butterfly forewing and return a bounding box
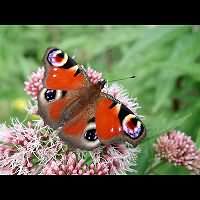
[95,93,146,146]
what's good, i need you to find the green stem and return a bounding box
[145,159,165,175]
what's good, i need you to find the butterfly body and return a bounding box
[37,48,146,150]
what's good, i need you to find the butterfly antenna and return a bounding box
[108,75,136,83]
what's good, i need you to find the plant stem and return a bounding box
[145,159,165,175]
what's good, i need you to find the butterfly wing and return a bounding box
[38,88,80,129]
[95,93,146,146]
[42,47,90,90]
[38,48,101,150]
[38,47,91,129]
[59,102,101,150]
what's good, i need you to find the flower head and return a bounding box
[154,130,200,174]
[0,124,13,143]
[0,167,13,175]
[101,143,140,175]
[0,119,64,175]
[86,66,103,84]
[41,152,109,175]
[0,119,140,175]
[24,67,45,100]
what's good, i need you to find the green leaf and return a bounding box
[153,162,190,175]
[82,152,93,166]
[195,128,200,149]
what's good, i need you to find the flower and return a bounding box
[41,152,109,175]
[0,124,13,143]
[188,152,200,175]
[24,67,45,100]
[0,119,65,175]
[0,118,140,175]
[74,142,140,175]
[86,66,104,84]
[154,130,200,174]
[92,143,140,175]
[0,167,13,175]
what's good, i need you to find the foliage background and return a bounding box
[0,25,199,175]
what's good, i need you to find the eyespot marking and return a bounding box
[122,114,144,140]
[39,88,63,103]
[47,48,68,67]
[84,129,98,141]
[45,89,57,102]
[81,122,100,149]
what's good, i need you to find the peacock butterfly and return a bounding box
[37,48,146,150]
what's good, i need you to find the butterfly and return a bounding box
[37,48,146,150]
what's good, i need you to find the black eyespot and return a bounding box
[44,89,57,102]
[84,129,98,141]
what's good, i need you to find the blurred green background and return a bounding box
[0,25,200,174]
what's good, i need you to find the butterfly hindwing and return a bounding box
[38,88,82,129]
[59,103,101,150]
[38,84,101,150]
[38,47,92,129]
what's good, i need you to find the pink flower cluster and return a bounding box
[0,121,43,174]
[41,142,139,175]
[42,152,109,175]
[0,119,139,175]
[86,66,104,84]
[154,130,200,174]
[24,67,45,100]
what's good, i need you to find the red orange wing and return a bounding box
[42,47,90,90]
[59,103,101,150]
[38,48,91,129]
[38,48,102,150]
[95,93,146,146]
